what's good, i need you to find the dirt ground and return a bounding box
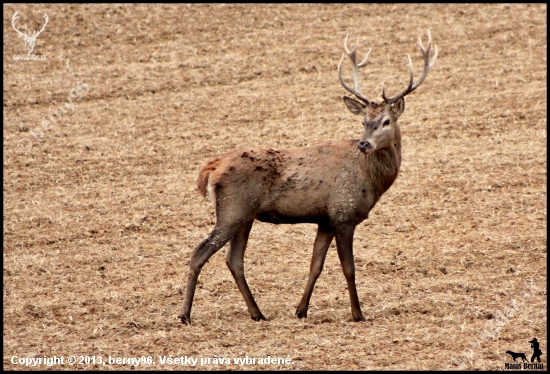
[3,3,547,370]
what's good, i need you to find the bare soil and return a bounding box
[3,3,546,370]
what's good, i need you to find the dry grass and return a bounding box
[3,3,547,370]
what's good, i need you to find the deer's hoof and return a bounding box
[179,314,191,325]
[251,314,268,322]
[295,310,307,319]
[353,315,366,322]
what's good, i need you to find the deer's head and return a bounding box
[12,11,49,54]
[338,31,437,153]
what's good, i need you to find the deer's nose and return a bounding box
[358,140,371,153]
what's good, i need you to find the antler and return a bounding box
[34,14,49,38]
[11,11,27,37]
[338,34,374,105]
[11,11,48,38]
[382,29,438,104]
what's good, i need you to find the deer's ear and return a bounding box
[391,97,405,117]
[343,96,368,116]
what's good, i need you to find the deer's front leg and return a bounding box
[296,224,334,318]
[334,224,365,322]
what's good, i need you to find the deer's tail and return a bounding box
[197,158,221,198]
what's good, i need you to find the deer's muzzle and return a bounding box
[358,140,373,153]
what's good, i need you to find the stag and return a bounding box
[180,30,437,324]
[12,11,49,54]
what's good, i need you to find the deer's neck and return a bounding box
[362,140,401,199]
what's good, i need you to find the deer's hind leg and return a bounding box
[225,219,267,321]
[180,183,262,325]
[179,223,242,325]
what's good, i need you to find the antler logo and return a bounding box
[11,10,48,54]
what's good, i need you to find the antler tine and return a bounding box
[383,29,438,104]
[342,34,354,56]
[382,53,414,103]
[416,29,438,69]
[338,34,373,105]
[35,13,49,37]
[12,10,19,26]
[11,10,26,36]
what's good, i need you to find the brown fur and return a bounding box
[197,158,222,198]
[198,138,401,225]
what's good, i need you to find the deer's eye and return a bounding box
[383,119,391,126]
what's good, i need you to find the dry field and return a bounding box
[3,3,547,370]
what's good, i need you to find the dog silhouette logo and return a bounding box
[505,350,528,363]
